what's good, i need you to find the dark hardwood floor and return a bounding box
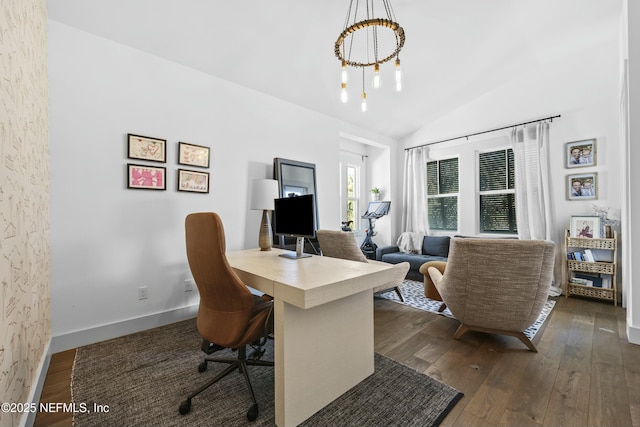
[35,296,640,427]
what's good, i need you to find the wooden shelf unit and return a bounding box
[564,230,617,305]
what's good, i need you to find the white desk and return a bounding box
[226,248,395,427]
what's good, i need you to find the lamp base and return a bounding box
[258,210,273,251]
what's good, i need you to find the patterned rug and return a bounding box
[72,318,463,427]
[377,280,555,340]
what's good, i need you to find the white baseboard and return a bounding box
[21,338,52,427]
[628,322,640,345]
[51,304,199,353]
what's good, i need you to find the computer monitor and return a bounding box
[274,194,316,259]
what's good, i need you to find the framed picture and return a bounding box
[178,169,210,193]
[128,134,166,163]
[178,142,210,168]
[127,164,166,190]
[570,216,602,239]
[566,138,596,168]
[567,172,597,200]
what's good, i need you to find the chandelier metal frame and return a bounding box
[334,18,405,68]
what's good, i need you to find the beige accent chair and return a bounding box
[316,229,410,301]
[425,237,555,352]
[419,260,447,312]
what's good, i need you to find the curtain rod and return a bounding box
[405,114,561,151]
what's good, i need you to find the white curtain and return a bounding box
[401,147,429,233]
[510,121,554,240]
[510,121,560,295]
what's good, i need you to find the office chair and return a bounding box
[179,212,274,421]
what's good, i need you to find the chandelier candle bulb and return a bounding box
[373,63,381,88]
[341,83,348,103]
[341,60,348,83]
[361,92,367,112]
[395,58,402,91]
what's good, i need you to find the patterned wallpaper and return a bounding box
[0,0,50,425]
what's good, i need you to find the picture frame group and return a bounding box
[126,133,211,193]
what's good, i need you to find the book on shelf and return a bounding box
[574,272,603,288]
[570,277,591,286]
[583,249,595,262]
[567,250,601,262]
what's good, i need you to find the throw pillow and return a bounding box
[422,235,450,257]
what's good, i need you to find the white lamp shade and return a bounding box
[250,179,279,210]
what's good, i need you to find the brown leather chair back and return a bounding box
[185,212,257,348]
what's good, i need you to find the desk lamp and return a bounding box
[250,179,279,251]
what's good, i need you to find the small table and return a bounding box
[227,248,395,427]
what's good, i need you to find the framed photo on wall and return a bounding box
[127,164,166,190]
[566,138,596,168]
[567,172,597,200]
[570,216,602,238]
[127,134,167,163]
[178,142,210,168]
[177,169,210,193]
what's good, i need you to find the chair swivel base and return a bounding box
[178,346,274,421]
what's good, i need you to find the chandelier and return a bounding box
[334,0,406,112]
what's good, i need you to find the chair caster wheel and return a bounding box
[178,399,191,415]
[198,361,207,372]
[247,403,259,421]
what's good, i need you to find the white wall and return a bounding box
[623,0,640,343]
[401,38,622,295]
[48,21,395,346]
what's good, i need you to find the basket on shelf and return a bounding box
[566,260,615,274]
[566,236,615,250]
[567,283,614,301]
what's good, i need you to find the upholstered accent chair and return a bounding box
[426,237,555,352]
[419,260,447,312]
[179,212,274,421]
[316,229,410,301]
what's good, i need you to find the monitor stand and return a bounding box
[279,237,312,259]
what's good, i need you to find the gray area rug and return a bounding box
[72,318,463,427]
[377,280,555,340]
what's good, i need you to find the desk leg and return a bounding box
[274,290,374,427]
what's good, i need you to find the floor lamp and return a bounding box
[250,179,279,251]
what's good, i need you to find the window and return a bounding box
[346,164,359,230]
[426,157,458,231]
[478,149,517,234]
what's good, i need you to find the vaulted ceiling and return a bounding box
[47,0,622,140]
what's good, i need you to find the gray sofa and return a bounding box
[376,235,450,281]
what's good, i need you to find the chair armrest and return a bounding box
[427,266,443,284]
[419,260,447,301]
[376,245,400,261]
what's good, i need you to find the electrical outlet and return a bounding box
[138,286,148,300]
[184,279,194,292]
